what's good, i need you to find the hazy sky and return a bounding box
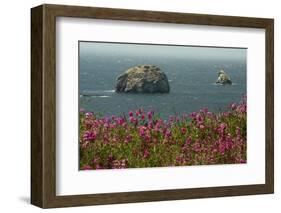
[79,41,247,61]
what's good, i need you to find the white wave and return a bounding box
[211,83,237,86]
[82,89,115,94]
[103,90,115,93]
[97,95,110,98]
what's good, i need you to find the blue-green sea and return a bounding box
[79,42,246,119]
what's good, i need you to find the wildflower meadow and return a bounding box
[79,97,247,170]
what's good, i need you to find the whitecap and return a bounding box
[211,83,237,86]
[103,90,115,93]
[98,95,110,98]
[82,89,115,94]
[80,93,111,98]
[80,89,115,97]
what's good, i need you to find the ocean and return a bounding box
[79,42,246,119]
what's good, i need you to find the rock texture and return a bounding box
[216,70,232,85]
[115,65,170,93]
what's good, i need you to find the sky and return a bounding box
[79,41,247,61]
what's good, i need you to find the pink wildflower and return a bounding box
[181,127,187,134]
[143,149,150,159]
[128,111,134,117]
[81,165,92,170]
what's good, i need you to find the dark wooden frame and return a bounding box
[31,4,274,208]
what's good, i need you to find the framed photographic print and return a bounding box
[31,4,274,208]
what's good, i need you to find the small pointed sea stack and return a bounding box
[115,65,170,93]
[216,70,232,85]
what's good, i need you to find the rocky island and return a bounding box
[115,65,170,93]
[216,70,232,85]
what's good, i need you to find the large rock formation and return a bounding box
[115,65,170,93]
[216,70,232,85]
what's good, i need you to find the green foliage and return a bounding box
[79,98,247,170]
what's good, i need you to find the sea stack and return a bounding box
[115,65,170,93]
[216,70,232,85]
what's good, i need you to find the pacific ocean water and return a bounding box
[79,43,246,119]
